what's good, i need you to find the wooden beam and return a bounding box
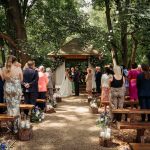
[117,122,150,129]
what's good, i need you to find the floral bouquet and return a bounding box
[96,111,111,129]
[30,106,45,123]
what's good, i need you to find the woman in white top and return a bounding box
[101,66,112,102]
[59,68,72,97]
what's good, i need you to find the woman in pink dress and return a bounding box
[128,63,141,101]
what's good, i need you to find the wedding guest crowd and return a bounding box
[0,54,150,131]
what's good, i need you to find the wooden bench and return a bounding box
[117,122,150,142]
[112,109,150,122]
[129,143,150,150]
[0,114,18,122]
[36,99,46,103]
[101,101,139,111]
[0,114,19,133]
[112,109,150,114]
[0,103,34,110]
[0,103,34,116]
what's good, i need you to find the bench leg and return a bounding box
[136,129,145,143]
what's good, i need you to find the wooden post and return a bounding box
[136,129,145,143]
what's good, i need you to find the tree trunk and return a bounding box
[130,33,138,66]
[3,0,28,63]
[116,0,129,67]
[105,0,118,66]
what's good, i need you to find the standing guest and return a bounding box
[38,66,48,99]
[128,63,140,101]
[121,65,129,96]
[0,66,4,113]
[101,66,112,102]
[38,66,48,110]
[46,68,54,100]
[73,66,80,96]
[71,67,75,93]
[85,68,93,97]
[137,64,142,72]
[137,64,150,122]
[95,66,102,94]
[22,60,39,106]
[3,55,23,133]
[109,65,125,122]
[0,66,4,101]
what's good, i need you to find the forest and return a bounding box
[0,0,150,67]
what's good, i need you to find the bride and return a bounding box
[59,68,73,97]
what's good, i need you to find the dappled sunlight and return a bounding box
[75,107,89,113]
[88,126,99,132]
[15,95,100,149]
[89,136,99,143]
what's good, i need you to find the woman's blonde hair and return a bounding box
[113,65,122,76]
[5,55,17,75]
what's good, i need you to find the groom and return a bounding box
[73,66,80,96]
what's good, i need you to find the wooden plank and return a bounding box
[130,143,150,150]
[36,99,46,103]
[20,104,34,110]
[0,114,18,121]
[0,103,34,110]
[117,122,150,129]
[112,109,130,114]
[0,103,7,108]
[101,101,138,106]
[125,96,130,100]
[112,109,150,114]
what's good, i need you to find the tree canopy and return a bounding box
[0,0,149,67]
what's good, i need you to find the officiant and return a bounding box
[73,66,80,96]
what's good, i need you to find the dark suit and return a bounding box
[95,71,102,94]
[22,68,39,105]
[73,71,80,96]
[137,72,150,121]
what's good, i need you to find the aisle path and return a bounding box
[16,95,100,150]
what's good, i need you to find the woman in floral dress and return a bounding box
[3,55,23,133]
[101,66,112,102]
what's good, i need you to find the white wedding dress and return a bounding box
[59,74,73,97]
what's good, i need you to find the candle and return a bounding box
[105,132,111,139]
[100,132,105,137]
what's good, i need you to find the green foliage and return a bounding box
[0,0,149,66]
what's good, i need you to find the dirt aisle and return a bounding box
[15,95,100,150]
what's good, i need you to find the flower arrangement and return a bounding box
[96,111,111,129]
[30,106,45,122]
[96,111,111,140]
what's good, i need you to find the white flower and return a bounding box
[100,118,104,121]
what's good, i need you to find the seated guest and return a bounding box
[101,66,112,102]
[109,65,125,122]
[137,64,150,122]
